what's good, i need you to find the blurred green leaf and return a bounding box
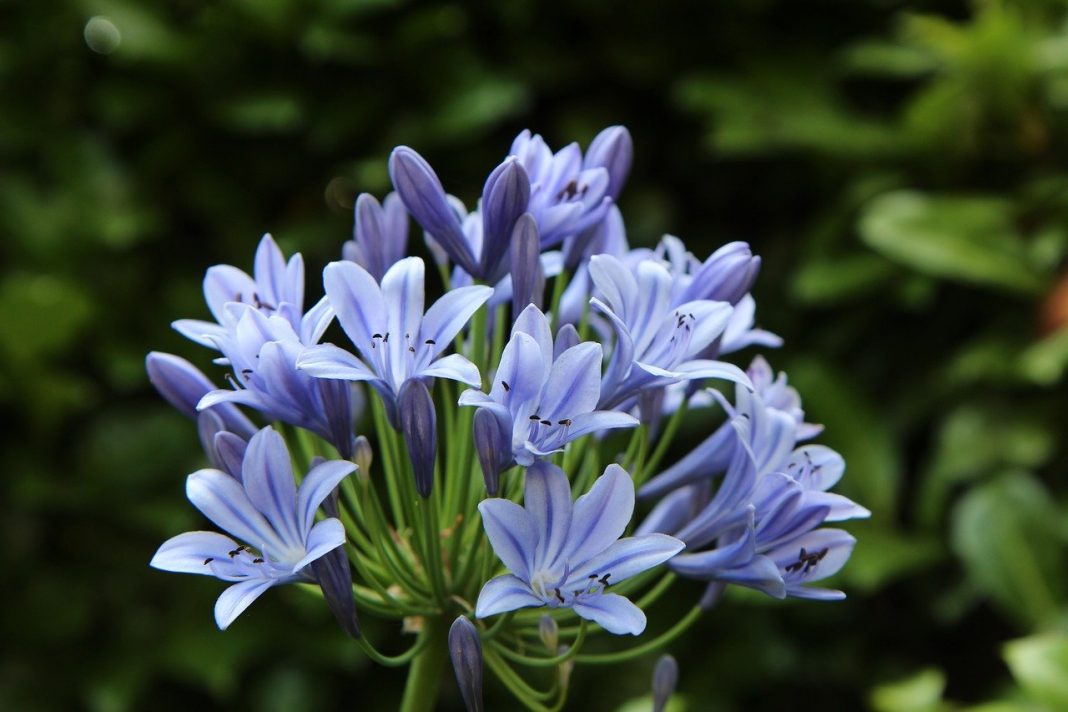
[870,668,947,712]
[950,472,1067,626]
[791,253,899,305]
[1003,633,1068,710]
[859,191,1044,294]
[843,522,943,592]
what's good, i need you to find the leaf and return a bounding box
[859,191,1045,294]
[842,522,943,593]
[870,668,947,712]
[950,472,1067,626]
[1003,633,1068,709]
[791,254,899,305]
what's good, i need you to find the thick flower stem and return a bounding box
[399,617,448,712]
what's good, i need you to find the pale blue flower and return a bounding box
[343,192,409,281]
[297,257,492,424]
[459,304,637,467]
[588,254,751,410]
[174,233,333,350]
[150,427,356,629]
[475,461,683,635]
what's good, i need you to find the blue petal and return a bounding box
[788,445,845,491]
[478,498,538,580]
[186,468,287,555]
[511,304,554,369]
[214,578,277,630]
[638,422,733,501]
[381,257,426,377]
[474,574,543,618]
[481,158,531,277]
[491,332,545,410]
[253,234,291,308]
[568,533,683,586]
[557,411,638,441]
[300,296,335,346]
[150,531,240,575]
[572,593,646,635]
[297,460,357,534]
[242,427,301,544]
[524,461,573,571]
[292,518,346,572]
[173,318,229,349]
[635,485,699,536]
[567,464,634,565]
[297,344,378,382]
[770,528,856,584]
[323,260,386,358]
[539,343,602,419]
[588,254,637,323]
[203,264,256,324]
[420,285,494,359]
[419,354,482,387]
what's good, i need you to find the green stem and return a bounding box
[575,605,702,664]
[399,617,448,712]
[490,622,586,667]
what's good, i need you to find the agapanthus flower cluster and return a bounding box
[147,126,864,711]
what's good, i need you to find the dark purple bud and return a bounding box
[553,324,580,359]
[638,387,666,432]
[147,352,256,438]
[473,408,506,495]
[399,379,437,498]
[481,159,530,280]
[584,125,633,201]
[509,213,543,317]
[562,224,599,273]
[317,378,355,460]
[350,193,407,281]
[652,654,679,712]
[310,481,361,638]
[389,147,479,276]
[448,617,484,712]
[682,242,761,306]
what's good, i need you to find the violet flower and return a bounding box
[150,427,356,629]
[475,461,683,635]
[459,304,637,467]
[297,257,492,424]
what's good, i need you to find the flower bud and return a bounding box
[347,192,409,281]
[584,125,633,201]
[473,408,506,495]
[448,617,484,712]
[553,323,581,359]
[213,430,249,481]
[510,213,543,316]
[353,435,373,484]
[557,645,574,691]
[652,654,679,712]
[682,242,760,306]
[482,159,531,280]
[147,352,256,438]
[310,466,360,639]
[389,147,479,276]
[699,580,727,611]
[399,379,437,498]
[538,615,558,652]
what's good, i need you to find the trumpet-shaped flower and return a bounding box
[150,427,356,629]
[297,257,492,424]
[459,304,638,467]
[174,234,333,349]
[475,462,684,635]
[589,254,751,410]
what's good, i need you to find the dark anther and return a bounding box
[425,339,436,345]
[540,419,552,426]
[529,414,541,420]
[372,333,383,339]
[383,333,389,342]
[405,333,410,339]
[225,373,240,389]
[554,587,565,603]
[588,574,598,579]
[502,381,510,391]
[558,418,572,427]
[557,180,579,200]
[408,346,415,353]
[203,557,214,565]
[241,368,253,377]
[599,574,611,587]
[252,557,264,564]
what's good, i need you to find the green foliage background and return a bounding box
[4,0,1068,709]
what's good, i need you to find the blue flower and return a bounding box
[174,234,333,349]
[588,254,752,410]
[343,192,409,281]
[297,257,492,424]
[150,427,356,629]
[459,304,638,467]
[475,461,683,635]
[198,306,358,458]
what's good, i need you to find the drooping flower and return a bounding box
[174,233,333,349]
[475,461,683,635]
[459,304,637,467]
[150,427,356,629]
[343,192,409,281]
[589,254,751,411]
[296,257,492,424]
[145,351,257,440]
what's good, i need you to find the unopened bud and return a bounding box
[538,615,558,652]
[353,435,373,483]
[399,379,437,498]
[652,654,679,712]
[473,408,506,495]
[510,213,543,315]
[557,645,574,691]
[448,617,484,712]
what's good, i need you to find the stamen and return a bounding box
[502,381,510,392]
[425,339,436,345]
[553,587,565,603]
[203,557,214,565]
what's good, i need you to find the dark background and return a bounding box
[3,0,1068,709]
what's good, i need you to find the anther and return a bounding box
[502,381,510,391]
[425,339,436,345]
[558,418,572,427]
[553,587,565,603]
[203,557,214,565]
